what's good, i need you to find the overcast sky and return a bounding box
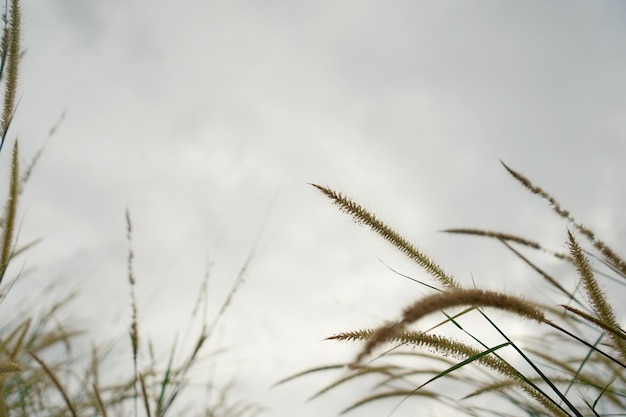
[4,1,626,416]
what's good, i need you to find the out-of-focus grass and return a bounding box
[0,2,263,416]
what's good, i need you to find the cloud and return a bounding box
[9,2,626,416]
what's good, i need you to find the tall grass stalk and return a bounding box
[284,166,626,416]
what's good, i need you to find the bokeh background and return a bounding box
[4,1,626,415]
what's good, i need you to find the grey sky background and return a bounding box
[4,1,626,416]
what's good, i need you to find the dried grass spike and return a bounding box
[502,161,626,278]
[567,231,626,360]
[0,360,21,376]
[0,0,20,148]
[0,141,19,283]
[28,350,78,417]
[444,228,542,250]
[311,184,457,289]
[355,288,545,364]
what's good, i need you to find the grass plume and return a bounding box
[354,288,545,365]
[0,0,19,149]
[502,161,626,278]
[310,183,457,289]
[0,140,18,284]
[567,230,626,361]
